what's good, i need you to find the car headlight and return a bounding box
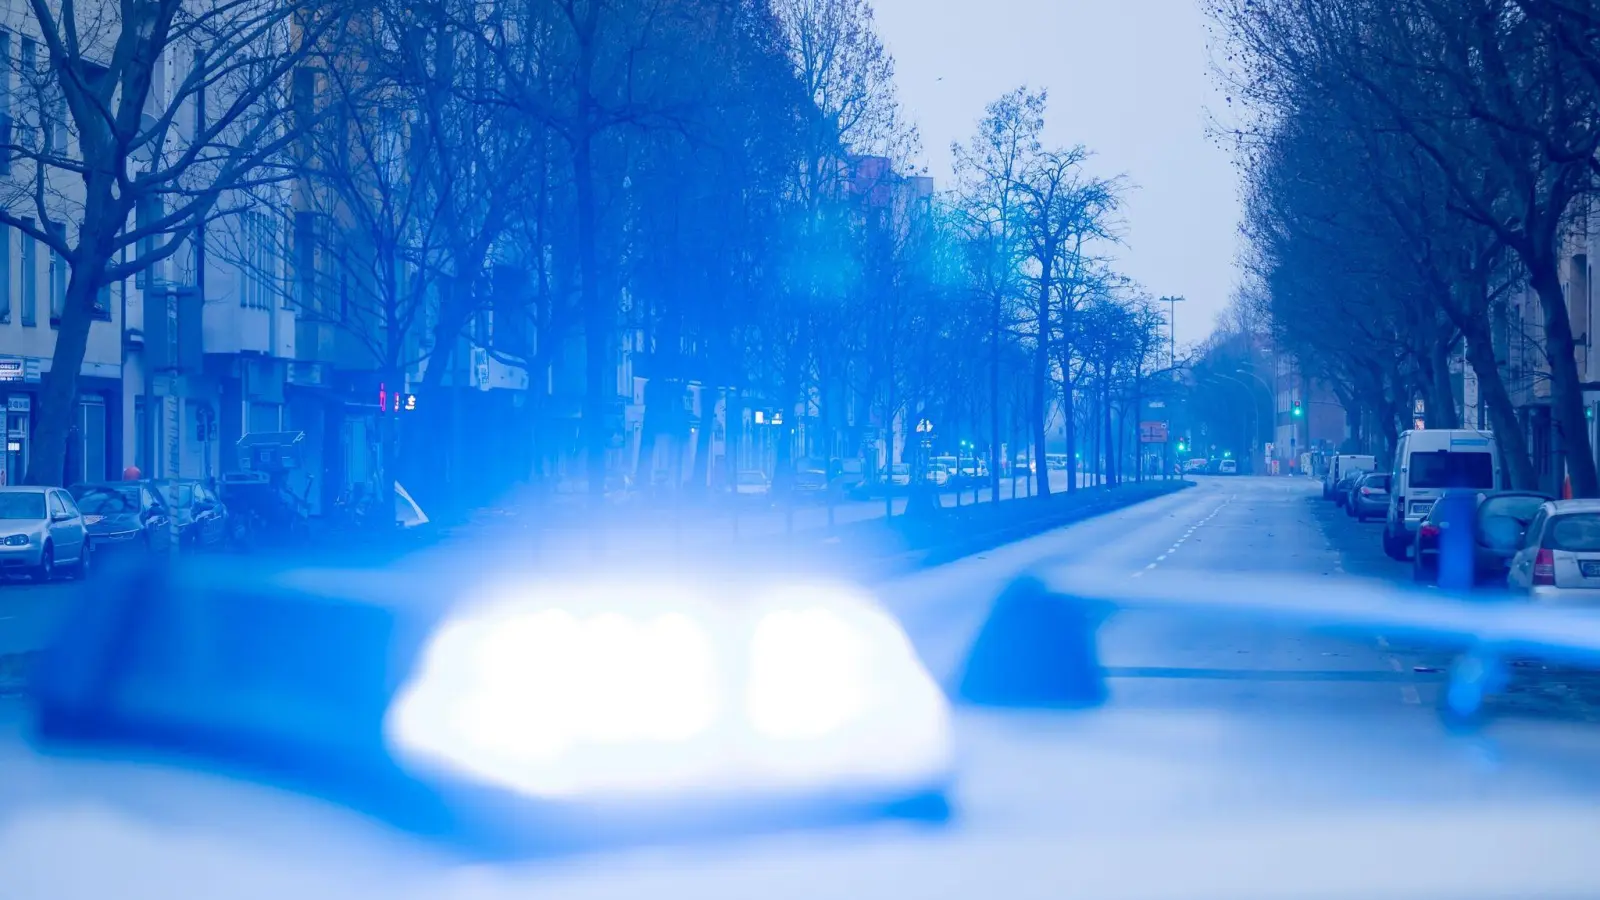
[386,581,952,801]
[2,533,29,546]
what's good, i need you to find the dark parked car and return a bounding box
[152,479,229,551]
[1411,489,1553,585]
[1333,469,1367,509]
[68,482,174,556]
[1346,472,1391,521]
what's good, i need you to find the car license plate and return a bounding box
[1582,562,1600,578]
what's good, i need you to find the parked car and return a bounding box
[792,468,829,498]
[1383,428,1499,560]
[1183,458,1210,474]
[733,470,771,500]
[1412,489,1552,585]
[1218,459,1239,475]
[1322,454,1376,500]
[1347,472,1392,522]
[1507,499,1600,604]
[152,479,230,551]
[0,485,91,581]
[68,482,174,557]
[1332,469,1367,509]
[887,463,912,487]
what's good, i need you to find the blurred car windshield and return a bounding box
[0,492,44,519]
[1410,451,1494,489]
[1362,474,1390,490]
[737,471,767,486]
[1480,494,1545,526]
[1547,514,1600,552]
[71,485,139,515]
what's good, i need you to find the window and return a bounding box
[135,193,162,289]
[240,212,276,309]
[58,492,80,517]
[19,38,33,154]
[47,222,65,324]
[1547,514,1600,552]
[294,210,316,311]
[20,218,35,326]
[46,491,64,519]
[0,31,12,175]
[1408,451,1494,490]
[134,397,149,472]
[0,223,9,323]
[0,492,43,519]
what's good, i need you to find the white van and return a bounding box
[1382,429,1499,559]
[1322,454,1376,500]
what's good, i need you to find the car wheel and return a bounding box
[33,544,54,582]
[1382,527,1406,561]
[1356,512,1367,522]
[1412,558,1431,584]
[70,543,91,580]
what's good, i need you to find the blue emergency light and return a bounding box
[25,557,953,850]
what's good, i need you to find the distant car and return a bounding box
[887,463,912,486]
[792,468,829,497]
[1412,489,1552,585]
[1347,472,1391,522]
[0,485,91,581]
[1506,499,1600,604]
[734,470,771,500]
[1218,460,1238,475]
[152,479,229,551]
[1183,458,1210,474]
[68,482,174,556]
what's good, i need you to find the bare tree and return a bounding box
[1,0,343,484]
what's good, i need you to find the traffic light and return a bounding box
[1292,400,1304,418]
[1177,439,1188,453]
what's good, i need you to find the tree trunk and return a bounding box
[1425,338,1459,429]
[1061,377,1076,493]
[574,124,610,505]
[1032,255,1053,498]
[689,388,716,492]
[990,289,1003,501]
[27,271,101,486]
[1462,330,1535,489]
[1103,378,1115,485]
[1530,265,1599,496]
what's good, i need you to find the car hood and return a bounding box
[85,514,140,533]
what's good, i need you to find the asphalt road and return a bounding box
[879,473,1599,725]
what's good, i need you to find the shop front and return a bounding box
[0,354,120,486]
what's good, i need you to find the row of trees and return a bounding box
[5,0,1169,499]
[1210,0,1600,493]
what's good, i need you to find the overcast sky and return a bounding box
[871,0,1240,348]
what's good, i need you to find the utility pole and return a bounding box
[1162,295,1186,369]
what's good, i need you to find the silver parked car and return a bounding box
[1347,471,1391,521]
[0,485,91,581]
[1507,499,1600,605]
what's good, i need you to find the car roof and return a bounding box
[0,485,49,493]
[1547,498,1600,513]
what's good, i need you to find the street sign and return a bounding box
[1139,421,1168,443]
